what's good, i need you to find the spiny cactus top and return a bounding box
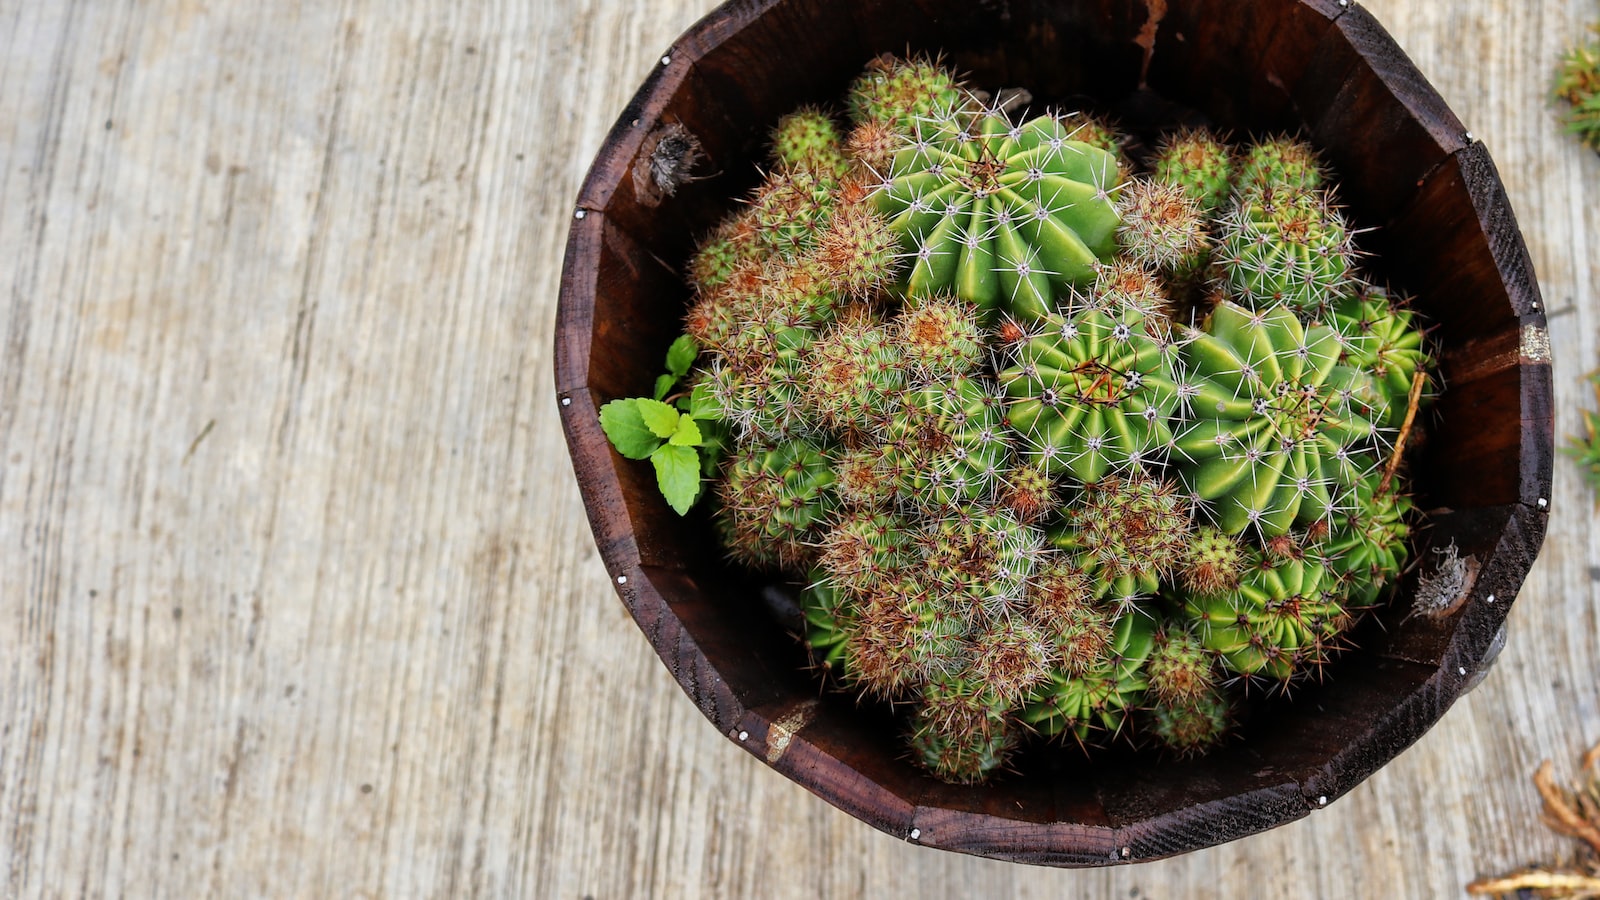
[999,303,1183,483]
[600,56,1437,785]
[875,108,1122,319]
[1174,301,1379,537]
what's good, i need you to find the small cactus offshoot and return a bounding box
[599,56,1435,784]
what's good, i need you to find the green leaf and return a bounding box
[650,444,700,515]
[599,399,661,460]
[636,398,680,438]
[666,335,698,378]
[689,380,721,420]
[653,373,677,401]
[668,414,702,446]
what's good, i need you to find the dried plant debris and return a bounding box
[1556,25,1600,151]
[1411,539,1479,619]
[1468,741,1600,898]
[1566,371,1600,502]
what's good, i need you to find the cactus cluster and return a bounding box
[601,56,1438,784]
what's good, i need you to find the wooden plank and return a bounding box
[0,0,1594,895]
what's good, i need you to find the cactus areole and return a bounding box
[560,1,1551,865]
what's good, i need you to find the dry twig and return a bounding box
[1469,741,1600,898]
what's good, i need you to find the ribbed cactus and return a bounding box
[599,55,1437,784]
[1183,554,1348,681]
[1216,188,1354,316]
[1152,128,1234,215]
[875,108,1122,318]
[999,304,1183,482]
[1329,283,1433,428]
[1173,301,1378,536]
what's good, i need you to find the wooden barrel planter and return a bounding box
[555,0,1553,865]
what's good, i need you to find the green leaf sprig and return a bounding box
[1556,25,1600,151]
[599,336,726,515]
[1566,370,1600,503]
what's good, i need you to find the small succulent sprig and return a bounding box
[599,335,726,515]
[1556,25,1600,151]
[1467,740,1600,898]
[1566,371,1600,502]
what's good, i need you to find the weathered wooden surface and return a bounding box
[0,0,1594,895]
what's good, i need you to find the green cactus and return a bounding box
[847,574,970,696]
[1152,128,1234,215]
[715,438,837,569]
[999,304,1183,483]
[818,507,917,595]
[801,315,906,435]
[1116,179,1212,281]
[770,106,850,177]
[1177,527,1249,596]
[1216,188,1353,316]
[910,681,1016,784]
[1183,554,1349,681]
[848,54,968,132]
[1321,473,1412,607]
[1050,471,1194,596]
[1234,137,1325,196]
[1021,603,1157,742]
[1328,283,1433,429]
[888,376,1011,512]
[1145,689,1231,756]
[1173,301,1379,536]
[874,107,1122,318]
[1145,626,1222,705]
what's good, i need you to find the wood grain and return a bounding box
[1,0,1596,895]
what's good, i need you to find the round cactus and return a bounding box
[888,376,1011,512]
[1183,554,1349,681]
[1216,188,1354,316]
[1322,474,1412,607]
[1145,689,1231,756]
[1116,179,1212,281]
[1020,603,1157,742]
[707,324,812,440]
[874,107,1123,318]
[818,507,917,595]
[801,315,905,434]
[1145,626,1222,705]
[1050,471,1194,595]
[1328,283,1433,429]
[770,106,850,177]
[1088,258,1171,320]
[1177,527,1249,596]
[810,199,902,298]
[1151,127,1234,215]
[1173,301,1379,536]
[917,508,1042,616]
[845,574,969,696]
[1235,137,1326,196]
[895,294,986,382]
[848,54,968,132]
[999,304,1184,483]
[909,683,1015,784]
[999,461,1058,524]
[716,438,838,569]
[1027,555,1115,673]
